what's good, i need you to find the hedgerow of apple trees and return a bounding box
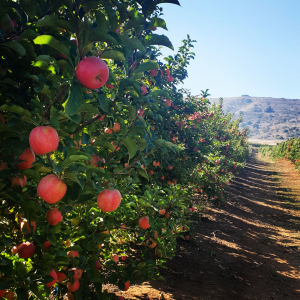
[0,0,249,299]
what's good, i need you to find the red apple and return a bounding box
[139,216,150,229]
[11,175,27,188]
[72,268,83,280]
[46,208,63,226]
[16,148,35,169]
[0,290,6,297]
[29,126,59,155]
[94,261,102,270]
[150,69,157,77]
[106,84,114,89]
[124,280,130,291]
[112,122,120,132]
[67,280,80,292]
[165,69,170,76]
[17,241,35,258]
[90,154,105,167]
[97,189,121,212]
[166,75,173,82]
[0,161,7,171]
[44,241,52,250]
[76,56,109,90]
[121,255,127,261]
[159,209,165,215]
[104,128,113,134]
[56,271,66,282]
[0,113,5,124]
[165,100,171,107]
[67,250,79,258]
[11,246,18,254]
[45,269,57,288]
[153,161,160,167]
[37,174,67,204]
[112,254,119,262]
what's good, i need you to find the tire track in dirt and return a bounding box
[116,149,300,300]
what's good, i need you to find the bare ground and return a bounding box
[115,149,300,300]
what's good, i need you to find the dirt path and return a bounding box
[116,149,300,300]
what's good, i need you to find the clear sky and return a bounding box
[157,0,300,99]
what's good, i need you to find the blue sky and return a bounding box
[157,0,300,99]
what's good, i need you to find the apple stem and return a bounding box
[95,75,102,82]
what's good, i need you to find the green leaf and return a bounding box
[23,169,40,180]
[93,140,114,151]
[121,137,137,159]
[34,35,72,65]
[0,40,26,57]
[149,17,168,30]
[134,61,159,74]
[64,173,82,188]
[122,36,146,52]
[77,103,99,114]
[123,15,146,31]
[62,155,89,170]
[47,234,57,246]
[143,34,173,50]
[0,281,10,290]
[19,29,39,39]
[149,89,169,98]
[0,104,31,117]
[60,0,73,11]
[64,81,83,116]
[138,168,149,181]
[95,10,109,33]
[100,50,125,61]
[136,137,147,151]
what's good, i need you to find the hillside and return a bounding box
[210,96,300,140]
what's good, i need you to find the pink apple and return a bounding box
[46,208,63,226]
[45,269,57,288]
[37,174,67,204]
[44,241,52,250]
[97,189,121,212]
[16,148,35,169]
[150,69,157,77]
[29,126,59,155]
[106,84,114,89]
[76,56,109,90]
[139,216,150,229]
[141,86,147,95]
[165,100,171,107]
[17,241,35,258]
[90,154,105,167]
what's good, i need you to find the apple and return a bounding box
[90,154,105,167]
[11,175,27,188]
[167,180,173,186]
[153,161,160,167]
[76,56,109,90]
[165,100,171,107]
[17,241,35,258]
[149,170,154,175]
[159,209,165,215]
[166,75,173,82]
[45,269,57,288]
[67,292,75,300]
[139,216,150,229]
[46,208,63,226]
[124,280,130,291]
[56,271,66,282]
[11,246,18,254]
[165,69,170,76]
[72,268,83,280]
[67,250,79,258]
[104,127,113,134]
[94,261,102,270]
[112,122,120,132]
[112,254,119,262]
[172,178,177,185]
[37,174,67,204]
[161,175,165,180]
[0,113,5,124]
[168,166,173,170]
[185,235,190,241]
[141,86,147,95]
[16,148,35,169]
[164,212,170,219]
[121,255,127,261]
[147,238,157,248]
[149,69,157,77]
[20,219,36,233]
[67,280,80,292]
[29,126,59,156]
[44,241,52,250]
[0,160,7,171]
[106,84,114,89]
[97,189,121,212]
[0,290,6,297]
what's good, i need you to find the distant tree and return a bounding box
[264,106,274,113]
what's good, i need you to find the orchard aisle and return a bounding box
[118,148,300,300]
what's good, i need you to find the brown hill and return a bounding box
[210,95,300,140]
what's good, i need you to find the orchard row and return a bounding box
[0,0,249,299]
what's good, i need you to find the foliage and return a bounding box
[0,0,248,299]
